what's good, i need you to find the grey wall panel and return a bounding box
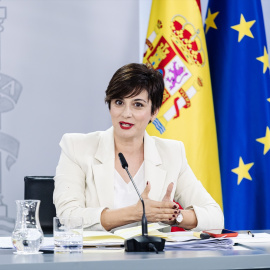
[0,0,139,235]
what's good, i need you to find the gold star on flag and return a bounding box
[256,127,270,155]
[205,8,219,33]
[231,157,254,185]
[231,14,256,42]
[268,98,270,102]
[256,47,269,73]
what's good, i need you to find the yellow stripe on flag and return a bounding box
[143,0,223,208]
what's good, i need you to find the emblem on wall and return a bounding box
[0,5,23,235]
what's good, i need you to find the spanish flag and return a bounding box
[143,0,222,208]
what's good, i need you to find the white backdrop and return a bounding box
[0,0,269,235]
[0,0,139,235]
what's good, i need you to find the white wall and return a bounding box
[0,0,139,235]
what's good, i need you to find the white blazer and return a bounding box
[53,127,224,231]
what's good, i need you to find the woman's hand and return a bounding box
[101,181,197,231]
[134,182,180,223]
[161,182,198,229]
[161,182,181,225]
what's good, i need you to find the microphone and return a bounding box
[118,153,165,253]
[118,153,148,236]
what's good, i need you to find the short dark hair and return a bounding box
[105,63,164,114]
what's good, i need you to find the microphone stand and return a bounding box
[119,153,165,253]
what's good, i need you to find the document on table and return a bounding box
[83,222,170,247]
[230,233,270,244]
[0,237,54,250]
[0,237,13,249]
[165,237,233,250]
[40,237,54,250]
[164,232,270,250]
[165,232,233,250]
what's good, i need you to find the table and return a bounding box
[2,230,270,270]
[1,244,270,270]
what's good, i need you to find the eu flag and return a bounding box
[205,0,270,230]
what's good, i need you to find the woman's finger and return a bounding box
[149,199,178,210]
[162,182,174,202]
[146,213,179,223]
[141,181,151,199]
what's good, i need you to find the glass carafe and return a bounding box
[12,200,44,254]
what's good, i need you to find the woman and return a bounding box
[53,63,224,231]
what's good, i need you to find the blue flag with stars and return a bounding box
[205,0,270,230]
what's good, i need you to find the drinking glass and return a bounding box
[53,217,83,253]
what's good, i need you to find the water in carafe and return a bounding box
[12,200,44,254]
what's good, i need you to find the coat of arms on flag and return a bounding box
[144,14,205,134]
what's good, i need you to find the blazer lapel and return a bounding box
[92,127,115,208]
[144,132,167,201]
[92,128,167,206]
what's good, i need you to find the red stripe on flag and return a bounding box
[196,0,201,13]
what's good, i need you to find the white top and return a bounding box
[113,162,145,209]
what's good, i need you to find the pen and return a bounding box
[247,231,254,237]
[193,232,211,239]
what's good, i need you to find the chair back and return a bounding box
[24,176,56,234]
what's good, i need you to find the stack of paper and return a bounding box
[230,233,270,244]
[165,238,233,250]
[83,223,170,247]
[163,231,234,250]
